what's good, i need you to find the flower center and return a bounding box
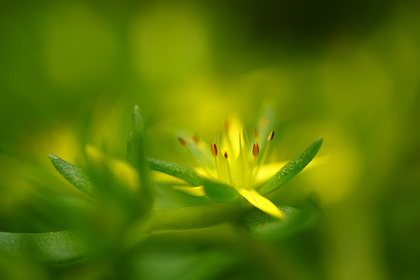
[178,121,275,190]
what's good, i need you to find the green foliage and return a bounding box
[257,137,323,195]
[241,199,319,240]
[0,231,89,264]
[0,106,322,267]
[147,158,205,186]
[147,158,240,202]
[202,181,240,202]
[48,154,95,199]
[127,105,153,211]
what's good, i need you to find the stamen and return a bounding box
[239,133,246,164]
[261,130,274,163]
[247,142,259,185]
[253,129,258,141]
[178,137,187,146]
[214,128,220,147]
[223,119,230,132]
[242,127,249,147]
[179,136,211,176]
[211,143,220,178]
[252,142,260,157]
[268,130,275,141]
[255,130,275,178]
[211,143,218,157]
[238,133,247,180]
[224,151,233,185]
[224,119,234,154]
[192,134,200,144]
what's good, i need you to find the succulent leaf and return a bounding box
[257,137,323,195]
[49,154,95,199]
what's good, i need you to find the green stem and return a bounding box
[124,204,240,249]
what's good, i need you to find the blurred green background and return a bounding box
[1,0,420,279]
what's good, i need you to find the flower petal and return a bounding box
[222,118,244,158]
[238,188,284,219]
[255,161,287,183]
[172,186,206,196]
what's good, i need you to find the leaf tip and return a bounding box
[314,137,324,150]
[133,104,140,114]
[48,153,59,162]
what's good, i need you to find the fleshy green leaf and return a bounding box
[147,158,240,202]
[0,231,90,264]
[241,201,319,240]
[147,158,205,186]
[49,154,95,199]
[202,181,240,202]
[257,137,323,195]
[127,105,149,181]
[127,105,153,208]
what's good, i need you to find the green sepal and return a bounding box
[202,180,240,202]
[48,154,95,199]
[257,137,323,195]
[127,105,153,209]
[0,231,90,264]
[147,158,205,186]
[241,200,319,240]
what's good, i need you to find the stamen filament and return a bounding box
[192,134,200,144]
[239,133,247,168]
[224,152,234,185]
[253,129,258,141]
[179,137,212,177]
[242,127,249,147]
[247,142,259,186]
[254,131,275,177]
[224,120,235,155]
[214,128,220,147]
[211,143,220,178]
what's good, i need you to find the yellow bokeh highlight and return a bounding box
[303,124,360,204]
[131,3,210,83]
[85,144,139,191]
[43,3,117,87]
[172,186,205,197]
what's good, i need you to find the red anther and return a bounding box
[252,142,259,157]
[192,134,200,144]
[224,152,228,159]
[178,137,187,146]
[211,143,218,157]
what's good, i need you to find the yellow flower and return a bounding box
[169,119,287,219]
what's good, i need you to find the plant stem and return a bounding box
[123,204,240,249]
